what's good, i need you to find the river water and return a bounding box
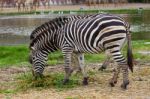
[0,12,150,45]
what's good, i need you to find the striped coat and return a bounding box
[29,14,133,89]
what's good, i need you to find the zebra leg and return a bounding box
[71,53,81,73]
[77,53,88,85]
[120,64,129,89]
[109,65,121,87]
[98,57,110,71]
[99,51,111,71]
[110,51,129,89]
[63,53,73,84]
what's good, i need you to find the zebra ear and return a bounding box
[31,47,35,51]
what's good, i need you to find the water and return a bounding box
[0,14,60,45]
[0,15,57,36]
[0,12,150,45]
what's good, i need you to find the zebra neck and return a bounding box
[53,30,64,49]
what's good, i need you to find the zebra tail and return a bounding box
[127,28,134,72]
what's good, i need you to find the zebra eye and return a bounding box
[32,57,35,60]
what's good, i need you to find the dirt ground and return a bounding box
[0,62,150,99]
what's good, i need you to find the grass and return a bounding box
[0,45,29,68]
[132,40,150,61]
[0,66,100,93]
[132,32,150,40]
[0,39,150,94]
[0,40,150,68]
[0,72,81,94]
[0,9,149,16]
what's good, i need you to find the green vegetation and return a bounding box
[0,9,149,16]
[15,72,80,91]
[0,40,150,68]
[132,32,150,40]
[0,40,150,94]
[0,66,101,93]
[0,45,29,68]
[50,9,139,15]
[132,40,150,61]
[0,71,82,94]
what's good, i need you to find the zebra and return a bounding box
[29,14,133,89]
[30,14,114,72]
[62,14,133,89]
[29,15,85,71]
[29,16,86,76]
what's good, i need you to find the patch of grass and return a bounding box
[0,9,149,16]
[0,81,17,94]
[132,40,150,61]
[138,67,150,76]
[85,54,106,63]
[132,32,150,40]
[65,97,78,99]
[47,51,64,65]
[0,89,15,94]
[15,73,54,91]
[0,45,29,68]
[15,72,80,92]
[0,40,150,68]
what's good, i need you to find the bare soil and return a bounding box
[0,61,150,99]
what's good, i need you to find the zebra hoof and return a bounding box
[82,77,88,85]
[63,79,69,85]
[109,79,117,87]
[121,81,129,90]
[109,82,115,87]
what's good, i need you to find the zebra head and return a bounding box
[29,45,48,79]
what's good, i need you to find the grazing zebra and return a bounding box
[30,14,113,72]
[29,14,133,89]
[29,15,85,71]
[29,16,84,77]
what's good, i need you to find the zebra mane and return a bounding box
[30,16,68,40]
[29,16,68,49]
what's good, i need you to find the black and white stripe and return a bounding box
[61,14,133,89]
[29,14,133,89]
[30,14,117,71]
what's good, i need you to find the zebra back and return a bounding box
[29,14,101,41]
[29,17,69,49]
[30,17,69,40]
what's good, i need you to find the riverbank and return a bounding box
[0,3,150,15]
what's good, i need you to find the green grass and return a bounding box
[132,32,150,40]
[0,69,99,94]
[0,45,29,68]
[9,72,80,92]
[0,40,150,68]
[0,39,150,95]
[132,40,150,61]
[0,9,149,16]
